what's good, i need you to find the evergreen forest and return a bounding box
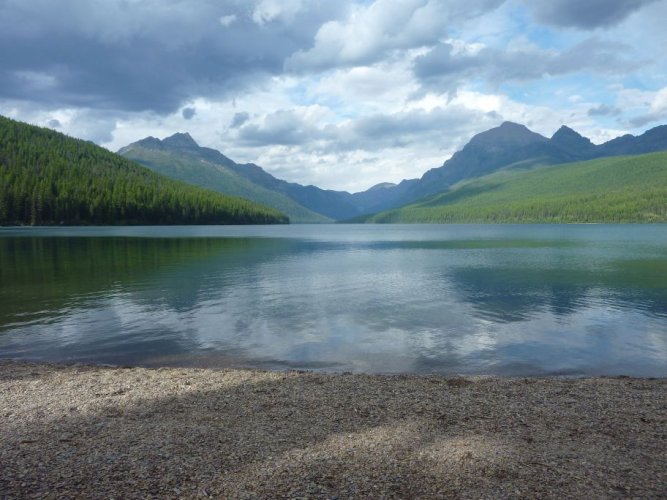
[0,116,289,225]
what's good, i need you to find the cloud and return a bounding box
[587,104,620,117]
[229,100,508,191]
[286,0,505,71]
[219,14,237,27]
[628,87,667,127]
[181,107,196,120]
[1,0,664,193]
[251,0,312,25]
[230,112,250,128]
[526,0,658,29]
[237,108,330,146]
[67,110,118,144]
[236,102,498,155]
[47,119,61,128]
[414,38,642,92]
[0,0,348,113]
[346,106,494,150]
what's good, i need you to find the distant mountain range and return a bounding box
[119,134,351,222]
[119,121,667,222]
[2,112,665,226]
[362,121,667,213]
[357,151,667,223]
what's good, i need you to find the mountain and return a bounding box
[0,116,288,226]
[344,121,576,214]
[119,134,363,222]
[416,122,553,195]
[354,121,667,215]
[550,125,597,158]
[120,135,329,223]
[598,125,667,156]
[227,162,360,220]
[118,121,667,223]
[357,151,667,223]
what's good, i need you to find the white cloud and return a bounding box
[2,0,665,193]
[650,87,667,114]
[628,86,667,127]
[251,0,309,25]
[286,0,503,71]
[219,14,237,27]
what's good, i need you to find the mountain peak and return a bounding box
[467,121,547,148]
[368,182,397,191]
[162,132,199,149]
[599,123,667,155]
[552,125,583,140]
[133,136,162,148]
[551,125,594,152]
[499,121,525,129]
[117,132,201,155]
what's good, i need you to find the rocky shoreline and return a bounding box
[1,360,665,498]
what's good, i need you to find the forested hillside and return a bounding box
[0,116,288,225]
[120,133,365,221]
[351,122,667,214]
[119,134,330,223]
[359,152,667,223]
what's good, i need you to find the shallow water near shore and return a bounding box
[1,224,666,376]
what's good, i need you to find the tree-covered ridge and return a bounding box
[120,141,331,223]
[360,152,667,223]
[0,116,289,225]
[119,133,364,221]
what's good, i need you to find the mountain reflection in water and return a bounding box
[1,224,666,376]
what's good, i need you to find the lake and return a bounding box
[1,224,666,376]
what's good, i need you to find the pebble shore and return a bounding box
[1,360,665,498]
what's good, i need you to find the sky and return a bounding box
[2,0,666,192]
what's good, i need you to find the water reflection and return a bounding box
[446,255,667,323]
[1,225,666,376]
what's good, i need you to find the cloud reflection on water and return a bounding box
[1,225,666,376]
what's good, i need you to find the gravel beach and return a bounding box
[1,360,665,499]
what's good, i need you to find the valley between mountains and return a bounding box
[119,120,667,223]
[2,114,666,225]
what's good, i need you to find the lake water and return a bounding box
[1,224,666,376]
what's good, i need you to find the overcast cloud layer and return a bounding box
[2,0,666,191]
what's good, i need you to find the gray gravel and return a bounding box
[1,360,665,499]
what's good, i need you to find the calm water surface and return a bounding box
[1,224,666,376]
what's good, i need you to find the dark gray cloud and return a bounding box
[588,104,621,117]
[414,38,642,91]
[527,0,658,29]
[237,110,326,146]
[231,112,250,128]
[0,0,347,114]
[181,107,196,120]
[64,110,118,144]
[47,119,61,128]
[629,111,666,127]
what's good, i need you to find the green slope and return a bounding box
[0,116,288,225]
[361,152,667,223]
[120,146,331,223]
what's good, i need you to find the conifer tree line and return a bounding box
[0,116,289,225]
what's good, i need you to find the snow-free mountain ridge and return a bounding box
[119,121,667,221]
